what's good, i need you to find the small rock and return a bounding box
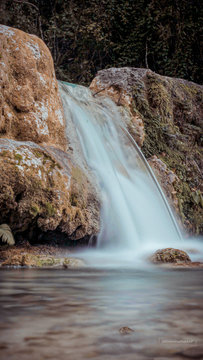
[119,327,135,335]
[149,248,191,264]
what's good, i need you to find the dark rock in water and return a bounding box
[119,327,135,335]
[150,248,191,264]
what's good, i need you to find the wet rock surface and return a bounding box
[147,156,180,217]
[90,68,203,235]
[150,248,191,264]
[90,69,145,147]
[0,242,85,269]
[119,327,135,335]
[1,254,85,269]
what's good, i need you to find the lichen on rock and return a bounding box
[1,253,85,268]
[0,138,100,242]
[149,248,191,264]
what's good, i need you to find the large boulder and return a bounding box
[0,25,100,244]
[0,139,99,241]
[90,68,203,234]
[0,25,66,149]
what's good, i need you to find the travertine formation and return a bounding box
[0,25,66,149]
[0,26,100,244]
[90,68,203,234]
[90,68,145,147]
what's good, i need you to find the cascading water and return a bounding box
[59,81,183,261]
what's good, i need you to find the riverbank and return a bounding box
[0,243,85,269]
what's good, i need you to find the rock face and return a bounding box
[0,25,66,149]
[148,155,180,218]
[90,69,145,147]
[0,26,100,244]
[150,248,191,264]
[0,139,99,241]
[90,68,203,235]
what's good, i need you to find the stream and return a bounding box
[0,267,203,360]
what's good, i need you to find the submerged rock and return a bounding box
[150,248,191,264]
[90,68,203,235]
[1,253,85,268]
[0,25,66,150]
[119,327,135,335]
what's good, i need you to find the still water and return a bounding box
[0,267,203,360]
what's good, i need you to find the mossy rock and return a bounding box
[0,139,100,242]
[149,248,191,264]
[1,254,85,268]
[90,68,203,235]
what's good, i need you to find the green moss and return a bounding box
[32,150,43,158]
[45,202,56,217]
[14,153,23,164]
[132,72,203,234]
[30,203,41,217]
[0,151,9,157]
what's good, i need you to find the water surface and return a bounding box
[0,267,203,359]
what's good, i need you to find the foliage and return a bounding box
[0,0,202,84]
[0,224,15,245]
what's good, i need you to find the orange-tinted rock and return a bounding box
[90,68,145,147]
[150,248,191,264]
[0,25,66,149]
[0,139,100,241]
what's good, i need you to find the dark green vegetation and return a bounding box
[0,0,202,84]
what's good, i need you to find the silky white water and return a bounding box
[58,81,191,264]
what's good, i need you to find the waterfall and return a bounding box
[59,81,182,254]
